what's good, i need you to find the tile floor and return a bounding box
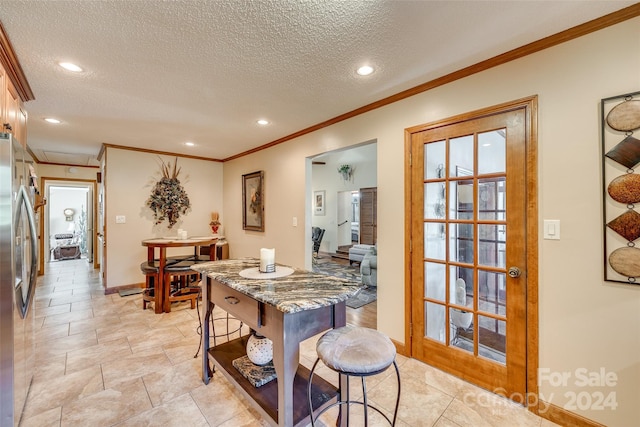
[21,258,559,427]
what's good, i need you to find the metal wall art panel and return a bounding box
[602,90,640,284]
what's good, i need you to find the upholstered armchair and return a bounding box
[311,227,325,258]
[360,247,377,287]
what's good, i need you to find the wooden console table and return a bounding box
[193,259,361,427]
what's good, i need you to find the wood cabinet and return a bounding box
[0,62,28,146]
[4,79,22,140]
[0,23,34,147]
[0,66,5,126]
[359,187,377,245]
[16,102,27,146]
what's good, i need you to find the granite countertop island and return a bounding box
[192,258,362,313]
[196,258,360,426]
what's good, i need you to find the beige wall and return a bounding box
[104,147,223,288]
[223,18,640,425]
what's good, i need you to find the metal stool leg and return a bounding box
[361,376,368,426]
[308,362,401,426]
[392,360,401,425]
[308,358,321,427]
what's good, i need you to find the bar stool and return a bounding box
[140,257,184,310]
[164,260,201,312]
[140,260,160,310]
[308,325,401,426]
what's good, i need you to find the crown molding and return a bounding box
[0,21,34,102]
[100,143,222,163]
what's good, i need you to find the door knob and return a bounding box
[508,267,521,278]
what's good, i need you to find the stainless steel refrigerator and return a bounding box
[0,133,39,426]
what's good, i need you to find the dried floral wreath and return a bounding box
[146,157,190,229]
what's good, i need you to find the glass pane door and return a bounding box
[411,102,531,400]
[423,129,507,362]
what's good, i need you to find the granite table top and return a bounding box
[192,258,362,314]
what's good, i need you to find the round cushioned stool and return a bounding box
[308,325,401,426]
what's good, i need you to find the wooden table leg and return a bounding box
[272,316,299,427]
[158,247,167,314]
[147,247,154,265]
[271,303,347,426]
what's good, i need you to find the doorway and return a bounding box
[41,179,97,274]
[308,141,377,263]
[337,190,359,247]
[406,97,538,404]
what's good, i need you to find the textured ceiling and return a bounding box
[0,0,636,166]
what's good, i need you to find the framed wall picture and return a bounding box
[243,171,264,231]
[314,190,325,216]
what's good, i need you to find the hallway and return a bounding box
[23,259,557,426]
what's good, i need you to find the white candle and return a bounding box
[260,248,275,273]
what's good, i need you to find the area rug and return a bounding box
[313,259,376,308]
[312,258,361,281]
[118,288,143,297]
[345,286,377,309]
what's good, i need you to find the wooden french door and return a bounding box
[409,99,536,401]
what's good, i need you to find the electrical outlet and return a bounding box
[115,215,126,224]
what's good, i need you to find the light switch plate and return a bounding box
[292,217,297,227]
[115,215,126,224]
[543,220,560,240]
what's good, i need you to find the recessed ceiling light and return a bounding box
[58,62,83,72]
[44,118,61,124]
[357,65,374,76]
[257,119,269,126]
[184,142,195,147]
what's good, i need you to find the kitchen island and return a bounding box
[192,258,361,427]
